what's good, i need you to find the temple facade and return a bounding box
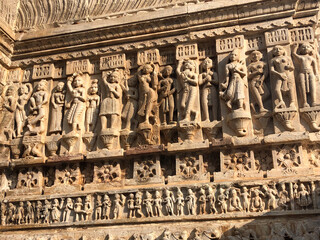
[0,0,320,239]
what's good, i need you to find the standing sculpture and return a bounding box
[247,51,269,113]
[291,43,319,108]
[0,86,17,140]
[176,59,199,123]
[199,57,219,121]
[220,49,246,110]
[158,65,175,125]
[270,45,295,109]
[100,70,122,130]
[66,73,86,133]
[137,63,158,126]
[85,79,100,133]
[15,83,33,137]
[49,82,65,134]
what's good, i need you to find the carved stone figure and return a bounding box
[270,45,295,109]
[217,188,228,214]
[102,194,111,220]
[27,80,49,135]
[135,191,143,218]
[176,188,184,216]
[121,75,138,130]
[143,191,154,217]
[241,187,250,212]
[199,57,219,121]
[278,183,289,211]
[113,193,125,219]
[17,202,25,225]
[291,43,319,108]
[176,59,199,122]
[153,190,163,217]
[25,201,34,224]
[85,79,100,133]
[128,193,135,218]
[7,202,16,224]
[186,189,196,215]
[51,198,64,223]
[15,83,33,137]
[66,73,86,133]
[262,184,278,210]
[74,197,83,222]
[83,195,93,221]
[250,187,265,212]
[158,65,175,125]
[43,199,51,224]
[206,185,217,214]
[220,49,247,110]
[100,70,122,130]
[247,50,269,113]
[163,189,175,216]
[295,183,312,210]
[137,63,158,126]
[198,187,206,215]
[228,188,242,212]
[49,82,65,134]
[63,198,73,222]
[95,195,102,220]
[0,86,17,140]
[35,201,42,224]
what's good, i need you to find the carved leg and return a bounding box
[309,74,317,107]
[298,75,308,107]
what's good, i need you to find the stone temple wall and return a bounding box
[0,0,320,239]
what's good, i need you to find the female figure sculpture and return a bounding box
[66,73,86,133]
[158,65,175,125]
[199,57,219,121]
[100,70,122,130]
[49,82,65,134]
[0,86,17,140]
[247,50,269,113]
[220,49,247,110]
[85,79,100,132]
[270,45,295,109]
[15,83,32,137]
[121,76,138,130]
[28,80,49,135]
[176,59,199,122]
[137,63,158,125]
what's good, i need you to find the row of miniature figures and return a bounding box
[1,181,316,226]
[1,42,320,146]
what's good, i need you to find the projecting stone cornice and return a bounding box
[10,0,319,66]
